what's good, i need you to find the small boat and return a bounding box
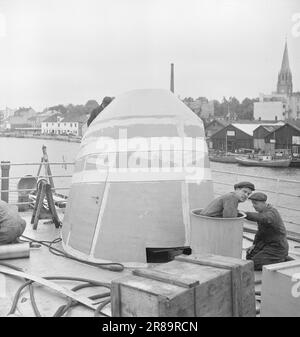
[290,158,300,168]
[236,155,291,168]
[209,154,238,163]
[208,151,242,163]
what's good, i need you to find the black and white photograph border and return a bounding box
[0,0,299,322]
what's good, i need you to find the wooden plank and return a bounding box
[111,282,121,317]
[264,260,300,272]
[231,265,242,317]
[175,254,242,270]
[31,181,47,230]
[45,184,61,228]
[0,266,96,310]
[132,269,199,288]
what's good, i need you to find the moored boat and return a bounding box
[290,158,300,168]
[209,154,238,163]
[236,155,291,168]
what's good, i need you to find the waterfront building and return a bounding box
[264,121,300,155]
[4,107,37,130]
[254,93,288,121]
[205,119,229,149]
[209,121,283,152]
[41,113,88,137]
[253,125,282,152]
[288,93,300,120]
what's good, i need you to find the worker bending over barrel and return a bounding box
[245,192,289,271]
[0,200,26,245]
[201,181,255,218]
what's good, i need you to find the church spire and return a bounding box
[277,40,293,96]
[280,40,291,72]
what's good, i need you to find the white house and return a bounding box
[41,114,87,137]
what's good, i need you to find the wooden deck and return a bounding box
[0,210,299,317]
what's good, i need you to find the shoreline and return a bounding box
[0,133,82,143]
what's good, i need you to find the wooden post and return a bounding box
[31,179,47,230]
[1,161,10,203]
[42,145,55,190]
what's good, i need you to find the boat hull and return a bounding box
[290,159,300,168]
[236,157,291,168]
[209,156,237,163]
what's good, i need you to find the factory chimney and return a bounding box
[170,63,174,93]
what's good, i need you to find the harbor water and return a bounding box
[1,137,300,228]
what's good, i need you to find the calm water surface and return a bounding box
[1,137,299,225]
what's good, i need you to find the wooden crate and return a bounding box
[111,253,255,317]
[261,260,300,317]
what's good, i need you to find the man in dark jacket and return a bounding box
[87,96,113,127]
[0,200,26,245]
[246,192,289,271]
[201,181,255,218]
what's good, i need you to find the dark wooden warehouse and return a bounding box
[264,121,300,155]
[210,124,254,152]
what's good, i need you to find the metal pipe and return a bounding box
[0,242,30,260]
[0,162,75,166]
[1,175,72,180]
[212,169,300,184]
[0,187,70,193]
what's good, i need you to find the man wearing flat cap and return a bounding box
[87,96,113,127]
[201,181,255,218]
[245,192,289,271]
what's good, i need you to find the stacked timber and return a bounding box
[260,260,300,317]
[111,254,256,317]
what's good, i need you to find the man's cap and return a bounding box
[102,96,112,104]
[248,192,267,202]
[234,181,255,191]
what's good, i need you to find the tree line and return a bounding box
[183,96,259,120]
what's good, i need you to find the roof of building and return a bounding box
[253,124,282,133]
[42,113,88,124]
[205,119,229,128]
[43,113,62,123]
[287,120,300,132]
[232,122,284,136]
[62,114,88,123]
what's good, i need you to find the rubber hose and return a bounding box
[7,275,111,316]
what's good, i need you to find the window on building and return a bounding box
[74,123,77,127]
[46,123,48,127]
[70,123,73,127]
[292,136,300,145]
[58,123,60,127]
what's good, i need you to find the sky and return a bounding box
[0,0,300,111]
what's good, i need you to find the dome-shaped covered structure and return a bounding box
[62,89,214,263]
